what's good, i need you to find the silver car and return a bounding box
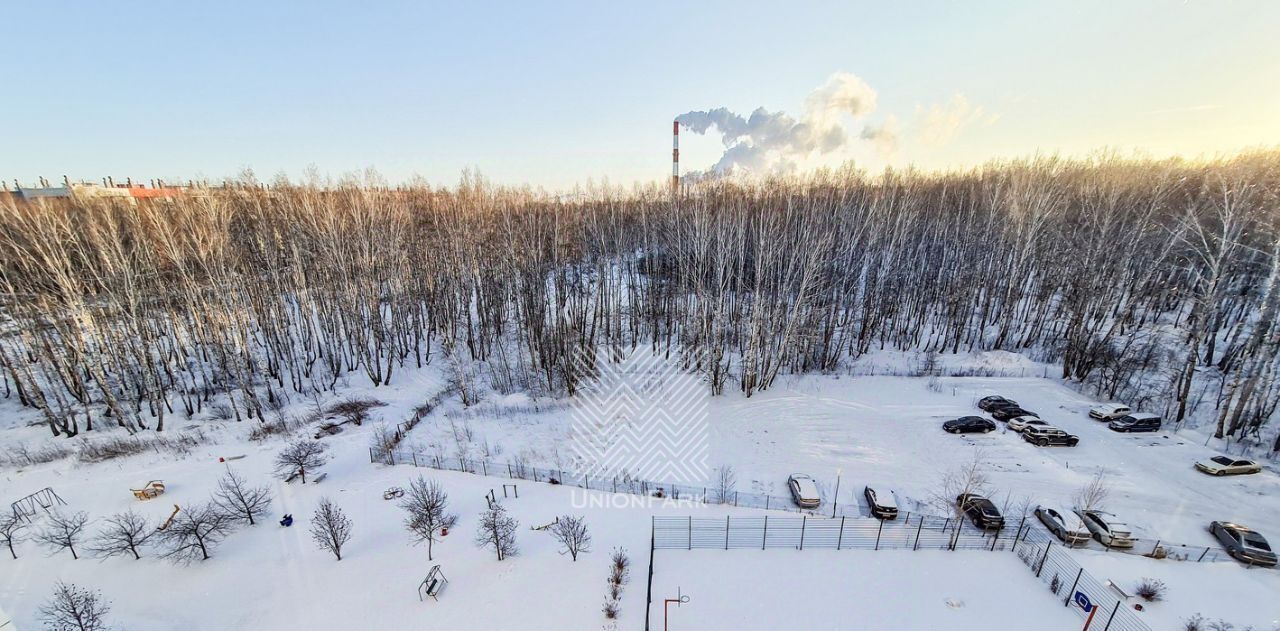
[1076,509,1135,548]
[788,474,821,509]
[1035,505,1090,545]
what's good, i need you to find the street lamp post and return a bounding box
[832,469,842,518]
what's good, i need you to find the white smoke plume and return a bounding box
[677,72,891,175]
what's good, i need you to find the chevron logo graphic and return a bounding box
[570,347,710,485]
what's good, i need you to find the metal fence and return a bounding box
[1013,525,1153,631]
[652,513,1025,552]
[372,448,902,519]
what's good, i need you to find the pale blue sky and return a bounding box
[3,1,1277,189]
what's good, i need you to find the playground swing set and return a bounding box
[10,487,67,522]
[418,565,448,602]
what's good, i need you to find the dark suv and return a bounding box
[1022,426,1080,447]
[943,416,997,434]
[1108,412,1161,433]
[956,493,1005,530]
[992,406,1037,422]
[977,396,1018,411]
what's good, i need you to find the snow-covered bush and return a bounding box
[1135,577,1166,602]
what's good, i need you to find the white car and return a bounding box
[1076,509,1135,548]
[1007,416,1047,433]
[1195,456,1263,476]
[1035,505,1090,545]
[787,474,821,509]
[1088,403,1131,420]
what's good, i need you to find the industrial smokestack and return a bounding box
[671,120,679,193]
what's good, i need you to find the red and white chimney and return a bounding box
[671,120,680,193]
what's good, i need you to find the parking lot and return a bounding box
[706,374,1280,549]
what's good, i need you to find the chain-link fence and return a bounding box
[372,448,911,518]
[651,513,1023,551]
[1014,524,1153,631]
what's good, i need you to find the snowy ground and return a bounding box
[1072,549,1280,630]
[2,351,1279,629]
[0,422,762,630]
[648,549,1081,630]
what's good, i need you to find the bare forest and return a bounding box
[2,152,1279,447]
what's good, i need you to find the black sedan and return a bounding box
[992,406,1038,422]
[1210,522,1276,567]
[977,396,1019,411]
[943,416,997,434]
[956,493,1005,530]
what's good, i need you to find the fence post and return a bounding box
[875,518,884,550]
[1198,547,1209,562]
[688,516,692,551]
[1037,543,1052,577]
[913,516,925,550]
[1151,539,1161,556]
[725,516,730,550]
[645,520,655,631]
[1064,568,1084,606]
[734,491,738,507]
[799,516,807,550]
[481,461,487,476]
[762,516,768,550]
[765,495,770,510]
[369,447,374,463]
[1102,600,1121,631]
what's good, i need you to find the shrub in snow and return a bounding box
[36,511,89,560]
[713,465,736,504]
[602,597,620,619]
[208,404,233,421]
[609,548,631,586]
[474,504,518,561]
[273,438,329,483]
[90,511,154,560]
[601,548,630,620]
[327,396,386,425]
[1135,577,1166,602]
[310,497,353,561]
[550,515,591,562]
[39,581,110,631]
[1184,614,1205,631]
[1049,573,1062,595]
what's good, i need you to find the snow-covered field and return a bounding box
[2,352,1278,629]
[649,549,1081,630]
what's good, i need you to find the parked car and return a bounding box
[1076,509,1135,548]
[1195,456,1263,476]
[943,416,997,434]
[1108,412,1161,433]
[1022,426,1080,447]
[788,474,821,509]
[1007,416,1047,432]
[993,406,1038,422]
[863,485,899,519]
[1088,403,1131,420]
[1035,505,1090,545]
[956,493,1005,530]
[977,395,1019,411]
[1210,521,1277,567]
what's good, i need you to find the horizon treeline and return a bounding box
[1,152,1278,445]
